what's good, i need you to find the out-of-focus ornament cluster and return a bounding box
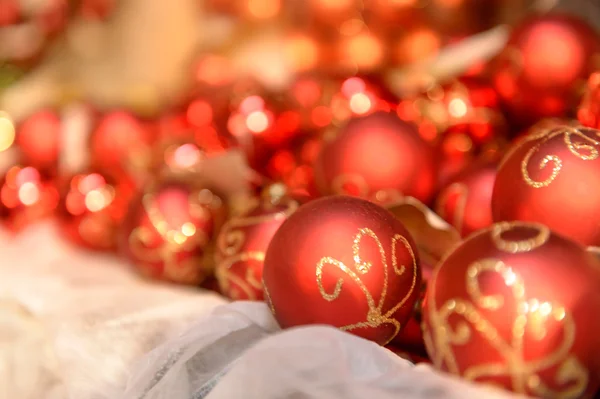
[4,3,600,398]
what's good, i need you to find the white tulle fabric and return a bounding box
[0,223,525,399]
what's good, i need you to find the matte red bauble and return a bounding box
[492,14,600,126]
[315,112,436,204]
[492,124,600,247]
[57,170,135,251]
[436,157,497,237]
[423,221,600,398]
[263,195,422,346]
[16,110,61,173]
[215,184,300,300]
[90,111,156,178]
[578,72,600,129]
[0,165,59,231]
[121,181,226,285]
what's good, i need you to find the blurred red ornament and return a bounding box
[90,111,156,179]
[299,0,360,34]
[57,170,134,251]
[397,77,507,183]
[492,124,600,247]
[0,164,58,231]
[578,72,600,129]
[436,157,497,237]
[283,31,323,74]
[0,0,69,67]
[315,112,437,204]
[204,0,283,21]
[263,195,422,346]
[121,181,226,285]
[335,27,389,74]
[365,0,422,29]
[423,221,600,398]
[16,109,61,173]
[215,184,300,300]
[492,14,600,126]
[391,25,443,66]
[76,0,116,20]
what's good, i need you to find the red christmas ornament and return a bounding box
[315,112,437,204]
[396,77,507,183]
[16,109,61,173]
[492,124,600,247]
[57,170,135,251]
[121,180,226,285]
[578,71,600,129]
[422,221,600,398]
[492,14,600,126]
[263,195,422,346]
[436,157,497,237]
[77,0,116,20]
[0,165,59,231]
[90,111,156,179]
[215,184,300,300]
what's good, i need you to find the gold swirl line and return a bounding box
[491,221,550,254]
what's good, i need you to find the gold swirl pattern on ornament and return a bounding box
[316,228,418,345]
[215,198,299,300]
[424,222,588,398]
[436,182,468,235]
[520,125,600,188]
[128,191,210,284]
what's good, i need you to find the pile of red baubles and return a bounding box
[4,8,600,399]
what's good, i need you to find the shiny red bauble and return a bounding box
[121,181,226,285]
[0,165,58,231]
[397,77,507,183]
[315,112,437,204]
[423,221,600,398]
[263,195,422,346]
[578,72,600,129]
[90,111,156,178]
[57,170,134,251]
[215,184,300,300]
[16,110,61,173]
[436,157,497,237]
[492,14,600,126]
[492,124,600,247]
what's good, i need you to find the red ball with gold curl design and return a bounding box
[57,170,135,251]
[436,157,497,237]
[121,181,226,285]
[422,221,600,398]
[215,184,299,301]
[492,14,600,126]
[263,195,422,346]
[314,111,437,205]
[492,124,600,247]
[578,72,600,129]
[0,165,59,232]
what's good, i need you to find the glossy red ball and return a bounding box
[423,221,600,398]
[263,195,422,346]
[492,124,600,247]
[315,112,437,204]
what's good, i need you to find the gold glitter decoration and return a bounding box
[436,182,468,234]
[520,125,600,189]
[215,198,299,299]
[316,227,418,345]
[263,281,276,315]
[128,191,212,284]
[491,221,550,254]
[424,223,589,398]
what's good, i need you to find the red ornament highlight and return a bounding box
[215,184,300,301]
[263,195,422,346]
[121,181,226,285]
[57,170,134,251]
[493,14,600,126]
[436,157,497,237]
[0,165,58,231]
[423,221,600,398]
[492,124,600,247]
[578,71,600,129]
[315,112,436,204]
